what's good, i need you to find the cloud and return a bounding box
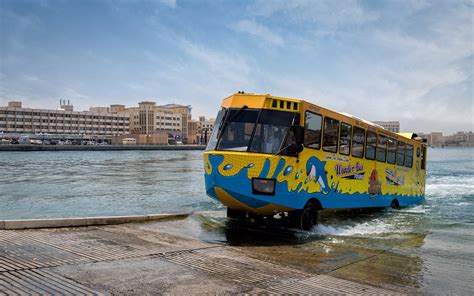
[158,0,176,9]
[248,0,379,28]
[232,19,284,46]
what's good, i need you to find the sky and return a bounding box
[0,0,472,134]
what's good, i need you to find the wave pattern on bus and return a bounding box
[205,152,424,215]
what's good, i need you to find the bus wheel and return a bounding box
[390,199,400,209]
[292,202,318,230]
[227,208,247,220]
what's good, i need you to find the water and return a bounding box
[0,148,473,293]
[0,150,222,219]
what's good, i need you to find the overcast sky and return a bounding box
[1,0,472,133]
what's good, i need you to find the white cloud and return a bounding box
[232,19,284,46]
[248,0,379,28]
[158,0,176,9]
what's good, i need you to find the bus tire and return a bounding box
[390,199,400,209]
[291,201,319,230]
[227,207,246,219]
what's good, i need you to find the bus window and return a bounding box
[365,131,376,160]
[352,127,365,158]
[339,122,352,155]
[217,109,259,151]
[397,141,405,166]
[387,138,397,164]
[304,111,322,149]
[249,110,296,154]
[421,146,427,170]
[206,109,226,151]
[322,117,340,153]
[376,134,387,162]
[406,144,413,167]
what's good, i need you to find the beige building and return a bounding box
[109,101,191,143]
[372,121,400,133]
[188,116,216,144]
[0,101,129,136]
[417,131,473,147]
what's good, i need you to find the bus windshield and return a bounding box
[207,108,296,154]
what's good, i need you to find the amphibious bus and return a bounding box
[204,93,427,230]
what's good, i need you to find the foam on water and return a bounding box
[399,204,427,214]
[312,219,400,236]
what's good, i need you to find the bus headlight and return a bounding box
[252,178,276,196]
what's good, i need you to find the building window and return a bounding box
[339,122,352,155]
[304,111,322,149]
[365,131,377,160]
[322,117,339,153]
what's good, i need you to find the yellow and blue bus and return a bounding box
[204,93,427,229]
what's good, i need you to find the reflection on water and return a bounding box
[193,211,427,290]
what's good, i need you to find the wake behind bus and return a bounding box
[204,93,427,230]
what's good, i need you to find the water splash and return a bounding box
[312,220,399,236]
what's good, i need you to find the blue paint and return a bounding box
[259,159,271,178]
[223,164,233,170]
[272,159,286,179]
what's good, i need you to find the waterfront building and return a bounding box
[0,101,129,136]
[417,131,474,147]
[111,101,192,143]
[188,116,215,144]
[372,120,400,133]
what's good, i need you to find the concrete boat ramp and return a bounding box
[0,212,422,295]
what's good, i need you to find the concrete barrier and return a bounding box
[0,213,190,230]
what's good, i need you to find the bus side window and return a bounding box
[365,131,377,160]
[405,144,413,167]
[304,111,322,149]
[376,134,387,162]
[352,127,365,158]
[339,122,352,155]
[322,117,340,153]
[397,141,405,166]
[387,138,397,164]
[421,146,427,170]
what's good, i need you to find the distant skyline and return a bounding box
[1,0,472,133]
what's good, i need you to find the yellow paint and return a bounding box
[214,186,293,215]
[214,186,254,211]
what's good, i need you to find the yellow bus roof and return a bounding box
[220,93,425,145]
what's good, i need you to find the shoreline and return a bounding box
[0,144,206,151]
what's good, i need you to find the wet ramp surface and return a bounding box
[0,218,410,295]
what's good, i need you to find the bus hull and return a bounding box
[204,151,425,215]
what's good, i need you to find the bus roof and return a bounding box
[221,92,425,145]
